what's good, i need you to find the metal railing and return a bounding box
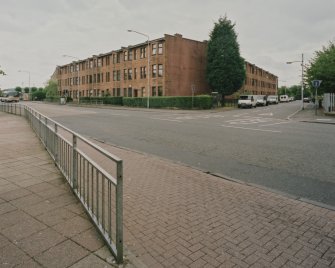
[0,103,123,263]
[323,93,335,113]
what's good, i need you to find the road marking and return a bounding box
[221,125,281,133]
[226,117,272,125]
[151,118,183,122]
[287,108,301,120]
[258,112,273,116]
[260,121,291,127]
[316,119,331,121]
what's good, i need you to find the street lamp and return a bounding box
[63,54,80,101]
[286,53,304,110]
[127,29,150,108]
[18,70,31,95]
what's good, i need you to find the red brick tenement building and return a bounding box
[240,61,278,95]
[55,33,277,99]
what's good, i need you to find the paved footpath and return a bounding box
[0,113,126,268]
[1,111,335,268]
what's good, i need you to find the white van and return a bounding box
[279,95,289,102]
[267,95,279,104]
[238,95,257,108]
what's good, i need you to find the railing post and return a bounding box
[72,134,78,189]
[116,160,123,264]
[45,117,48,148]
[39,114,42,139]
[54,124,58,165]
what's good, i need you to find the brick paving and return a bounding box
[97,142,335,268]
[1,110,335,268]
[0,113,119,267]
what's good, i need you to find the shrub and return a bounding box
[79,96,123,105]
[123,95,212,109]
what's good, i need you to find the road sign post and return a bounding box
[312,80,322,115]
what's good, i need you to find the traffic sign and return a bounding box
[312,80,322,88]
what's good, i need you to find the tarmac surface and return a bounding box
[0,107,335,268]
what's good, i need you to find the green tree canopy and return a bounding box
[15,86,22,92]
[306,42,335,94]
[206,16,245,96]
[44,80,59,98]
[24,87,29,93]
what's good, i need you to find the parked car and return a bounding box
[303,97,311,103]
[238,95,257,108]
[267,95,279,104]
[279,95,289,102]
[256,95,268,106]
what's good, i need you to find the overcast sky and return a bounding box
[1,0,334,90]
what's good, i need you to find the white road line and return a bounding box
[221,125,281,133]
[260,121,291,127]
[287,108,301,120]
[151,118,183,122]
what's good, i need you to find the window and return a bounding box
[158,64,163,77]
[158,86,163,96]
[123,69,127,80]
[113,71,117,81]
[128,69,132,80]
[140,47,146,58]
[117,88,121,96]
[124,51,128,61]
[116,53,120,63]
[98,58,102,67]
[106,56,110,66]
[89,60,93,69]
[140,67,146,79]
[113,88,116,96]
[133,49,137,60]
[93,74,97,83]
[97,73,100,83]
[123,88,127,97]
[152,44,157,55]
[128,87,132,97]
[106,72,110,82]
[158,43,163,54]
[152,64,157,78]
[129,50,133,61]
[112,54,117,64]
[134,68,137,79]
[117,70,121,81]
[152,86,156,96]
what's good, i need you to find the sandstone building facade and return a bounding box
[55,34,277,99]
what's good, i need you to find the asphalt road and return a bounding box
[28,101,335,207]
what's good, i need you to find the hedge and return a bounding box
[77,95,212,109]
[123,95,212,109]
[79,96,123,105]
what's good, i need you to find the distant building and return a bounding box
[55,33,277,99]
[240,61,278,96]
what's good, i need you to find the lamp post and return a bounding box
[18,70,30,92]
[63,54,80,101]
[127,29,150,108]
[286,53,304,110]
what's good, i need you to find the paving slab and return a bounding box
[0,113,119,267]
